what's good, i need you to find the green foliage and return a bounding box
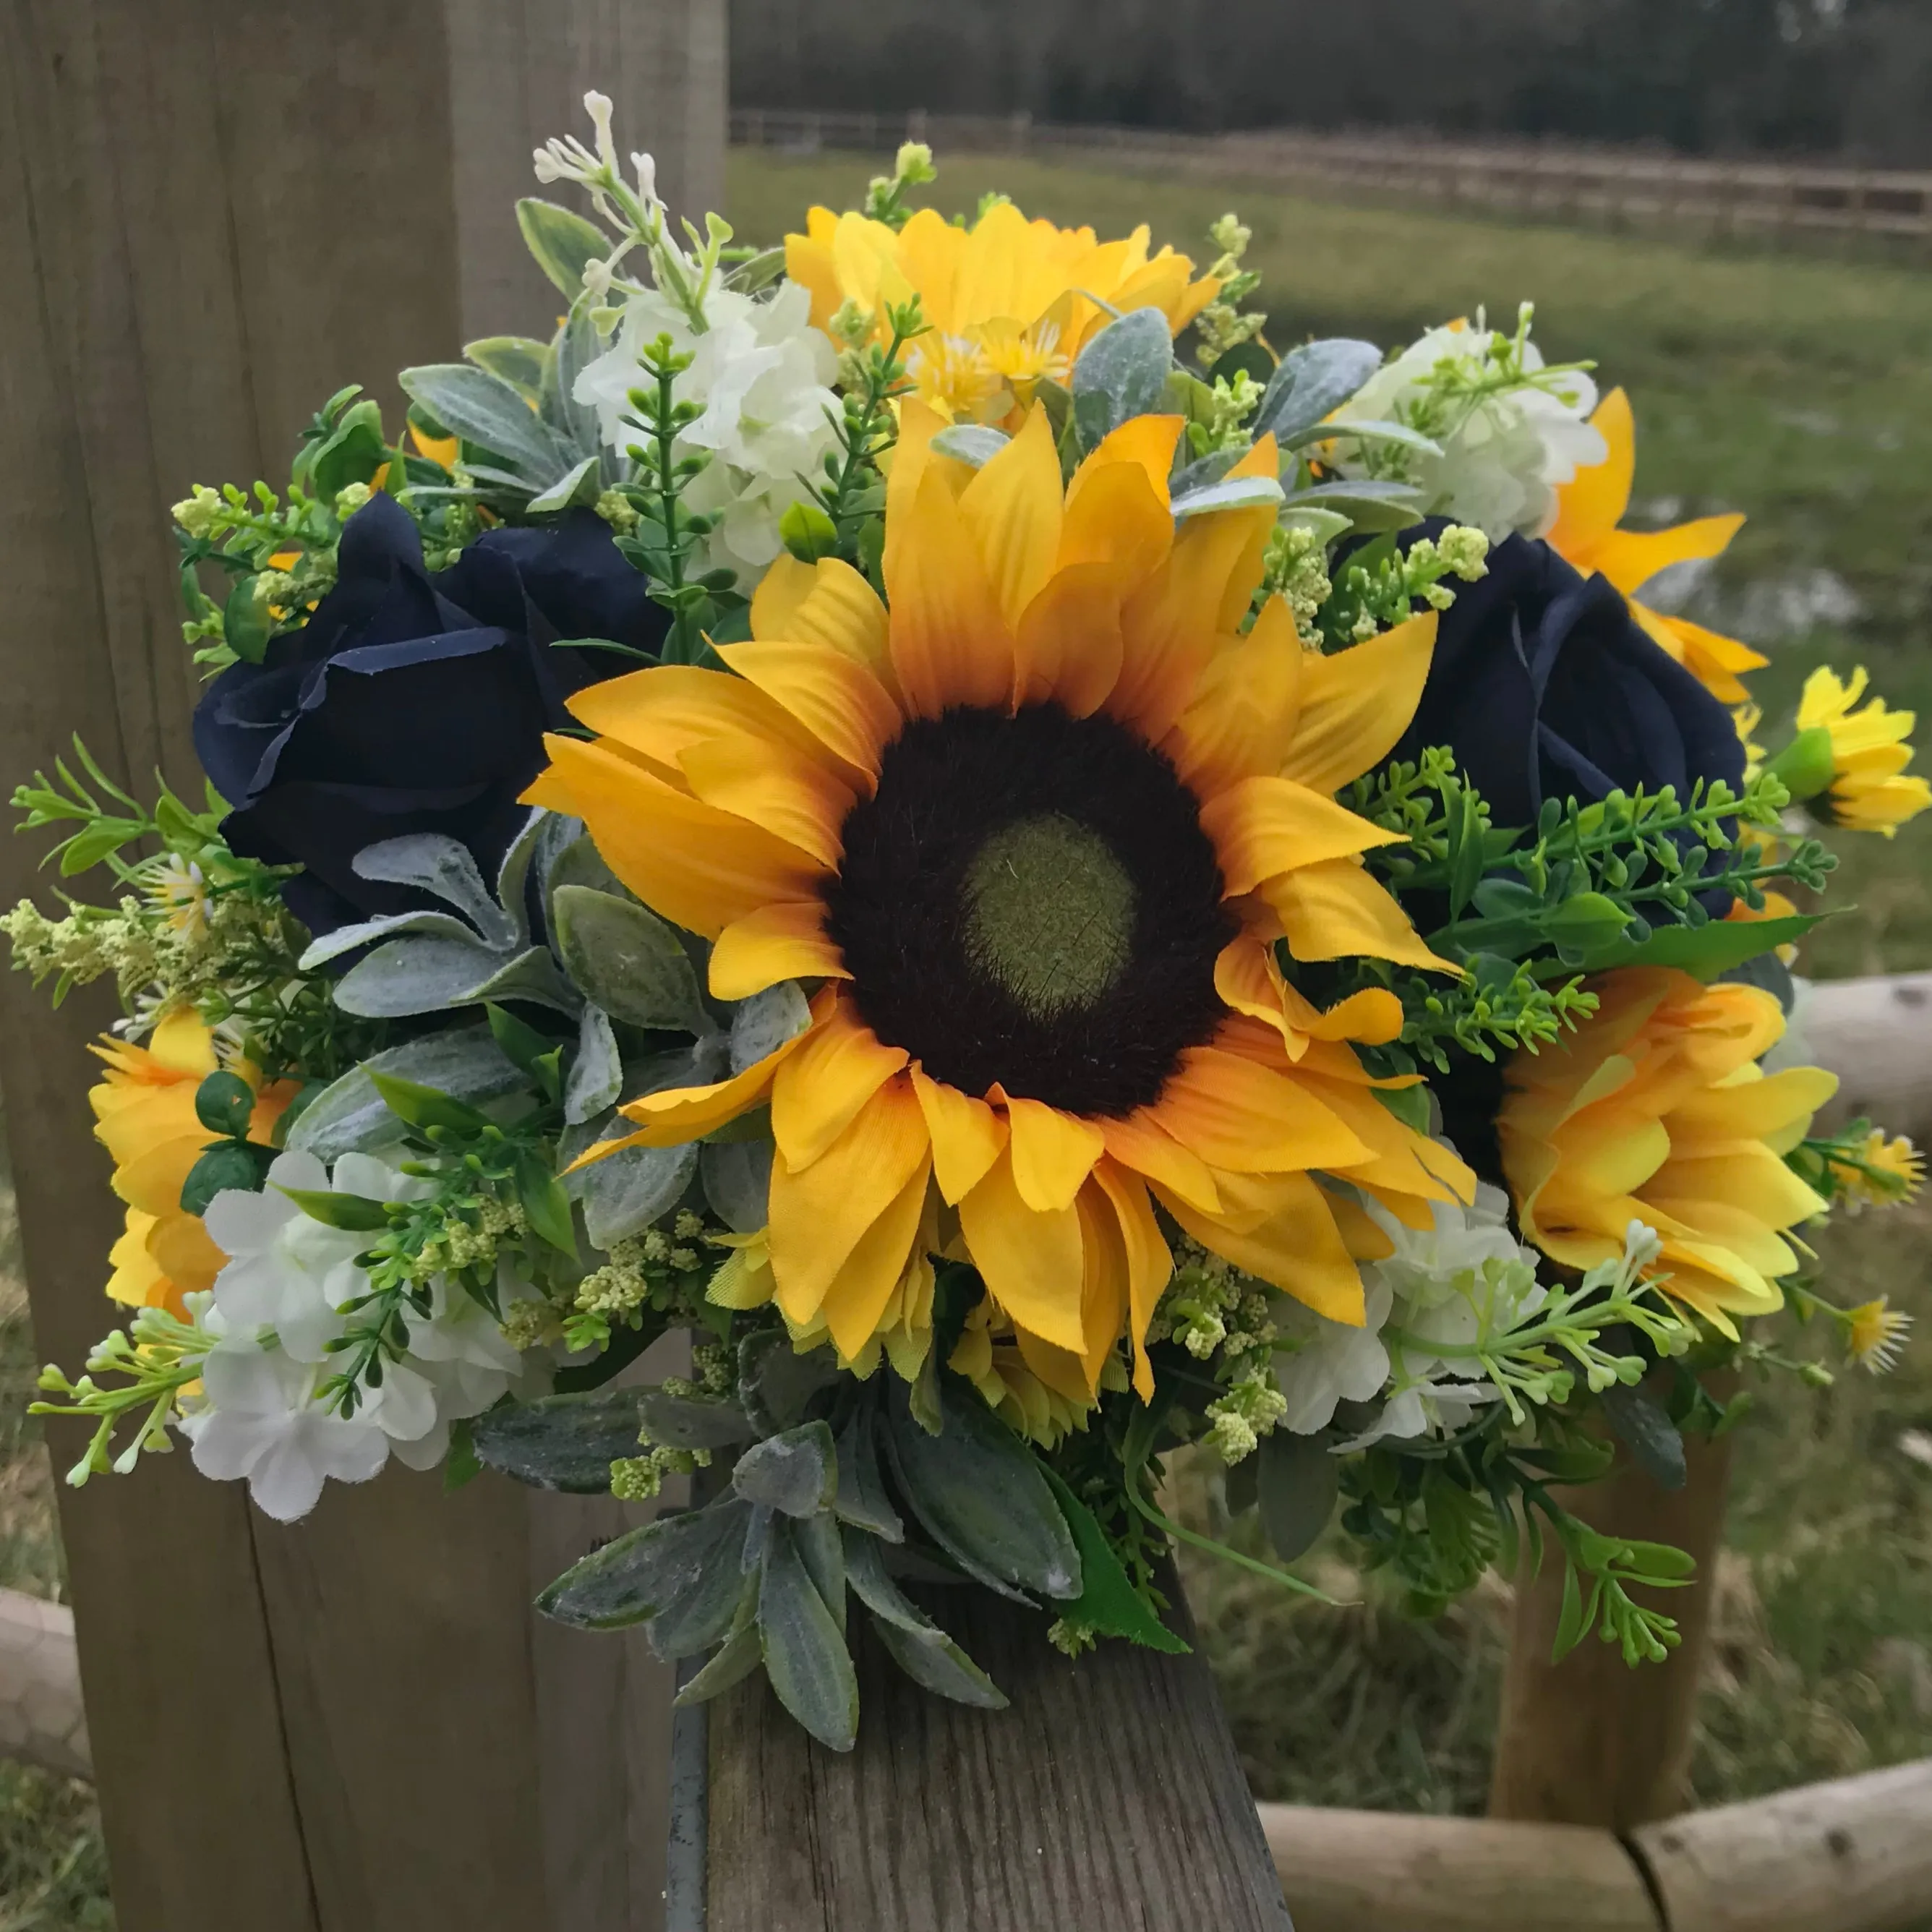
[609,333,746,664]
[1315,523,1489,649]
[806,295,930,578]
[861,140,938,230]
[1346,748,1835,976]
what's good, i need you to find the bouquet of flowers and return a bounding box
[9,102,1924,1751]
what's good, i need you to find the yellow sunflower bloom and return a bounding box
[531,403,1471,1395]
[1845,1295,1912,1373]
[89,1011,294,1316]
[1792,665,1932,836]
[1548,388,1765,706]
[1499,967,1837,1335]
[1826,1128,1924,1209]
[787,202,1220,427]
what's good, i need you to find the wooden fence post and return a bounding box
[1488,1380,1738,1829]
[0,4,721,1928]
[688,1561,1294,1931]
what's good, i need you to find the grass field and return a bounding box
[1,151,1930,1925]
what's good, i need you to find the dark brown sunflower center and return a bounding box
[822,702,1234,1116]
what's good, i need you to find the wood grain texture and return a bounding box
[1488,1378,1738,1830]
[1,4,719,1925]
[1630,1756,1932,1932]
[1259,1806,1657,1932]
[704,1566,1292,1932]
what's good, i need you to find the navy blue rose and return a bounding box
[195,494,664,937]
[1389,526,1745,832]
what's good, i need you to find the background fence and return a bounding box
[732,108,1932,255]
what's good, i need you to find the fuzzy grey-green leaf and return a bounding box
[1072,307,1174,451]
[884,1380,1080,1602]
[286,1026,527,1161]
[538,1497,751,1630]
[758,1519,859,1751]
[732,1420,837,1518]
[471,1388,645,1493]
[552,885,710,1032]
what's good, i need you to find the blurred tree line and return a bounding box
[731,0,1932,165]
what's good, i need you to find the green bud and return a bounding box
[1764,725,1837,804]
[1543,892,1630,944]
[195,1069,257,1138]
[180,1141,269,1218]
[779,498,840,563]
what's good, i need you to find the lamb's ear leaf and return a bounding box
[757,1518,859,1751]
[471,1388,648,1493]
[516,197,612,302]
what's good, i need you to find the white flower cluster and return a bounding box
[1330,317,1605,541]
[1274,1171,1547,1450]
[179,1151,536,1521]
[575,278,842,586]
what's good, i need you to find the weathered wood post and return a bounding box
[0,4,721,1927]
[1489,1382,1738,1829]
[687,1563,1294,1931]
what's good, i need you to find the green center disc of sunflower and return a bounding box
[960,812,1137,1021]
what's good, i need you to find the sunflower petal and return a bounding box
[1165,597,1304,796]
[886,462,1017,717]
[1202,775,1405,897]
[709,900,849,1001]
[959,405,1064,633]
[771,1002,910,1170]
[1281,613,1438,796]
[1096,1111,1221,1213]
[1154,1045,1370,1174]
[714,641,901,792]
[957,1147,1087,1354]
[569,664,835,786]
[678,735,854,869]
[1159,1169,1366,1324]
[753,556,897,695]
[1263,858,1460,973]
[1057,450,1174,586]
[1014,563,1126,717]
[1548,386,1635,555]
[537,735,826,936]
[1069,414,1184,510]
[769,1077,931,1324]
[817,1158,935,1360]
[1092,1163,1173,1401]
[1002,1095,1106,1213]
[1592,516,1745,597]
[911,1069,1009,1203]
[597,1035,803,1156]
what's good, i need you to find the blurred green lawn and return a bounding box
[1,153,1929,1929]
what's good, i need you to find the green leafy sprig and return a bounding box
[611,334,745,664]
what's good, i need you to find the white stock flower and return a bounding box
[192,1155,540,1513]
[1330,322,1604,540]
[1275,1167,1547,1450]
[202,1150,432,1362]
[574,278,841,586]
[180,1325,390,1523]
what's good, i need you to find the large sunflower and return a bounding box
[786,202,1220,427]
[530,403,1471,1397]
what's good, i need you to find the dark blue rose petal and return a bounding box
[1391,526,1745,834]
[194,497,665,939]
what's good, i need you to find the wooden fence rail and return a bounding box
[732,108,1932,253]
[8,1585,1927,1932]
